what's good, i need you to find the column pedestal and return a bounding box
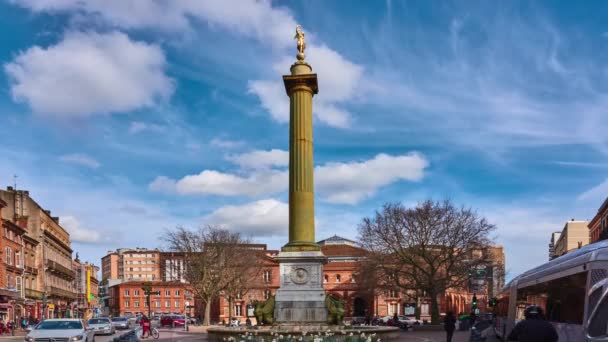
[274,251,327,323]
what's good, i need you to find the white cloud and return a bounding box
[316,153,428,204]
[4,31,174,117]
[60,215,104,244]
[128,121,165,134]
[149,169,287,197]
[60,153,100,169]
[150,152,428,204]
[210,138,245,149]
[227,149,289,169]
[203,199,288,237]
[12,0,296,48]
[578,178,608,203]
[249,45,363,129]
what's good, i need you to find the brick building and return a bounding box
[107,281,195,318]
[0,187,76,320]
[589,197,608,243]
[213,236,505,324]
[102,248,161,282]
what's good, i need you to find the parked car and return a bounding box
[229,317,240,327]
[398,315,423,327]
[160,315,186,327]
[25,319,95,342]
[110,317,129,330]
[87,318,115,335]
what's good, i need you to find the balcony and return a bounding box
[46,260,75,280]
[48,286,77,299]
[25,266,38,276]
[25,288,44,300]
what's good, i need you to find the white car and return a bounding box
[25,319,95,342]
[87,318,115,335]
[398,315,423,326]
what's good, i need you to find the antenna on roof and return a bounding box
[13,174,17,190]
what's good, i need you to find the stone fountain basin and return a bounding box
[207,325,400,341]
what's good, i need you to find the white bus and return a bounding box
[494,239,608,341]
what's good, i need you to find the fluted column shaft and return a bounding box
[283,66,319,251]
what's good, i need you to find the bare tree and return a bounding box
[358,200,496,324]
[164,226,261,326]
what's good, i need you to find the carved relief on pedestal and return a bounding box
[290,267,309,284]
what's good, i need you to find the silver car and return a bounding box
[25,319,95,342]
[110,317,129,330]
[87,318,114,335]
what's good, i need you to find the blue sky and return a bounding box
[1,0,608,279]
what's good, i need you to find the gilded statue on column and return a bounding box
[294,25,306,60]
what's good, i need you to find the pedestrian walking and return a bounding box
[507,305,558,342]
[444,311,456,342]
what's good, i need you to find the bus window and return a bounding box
[588,294,608,338]
[517,271,587,324]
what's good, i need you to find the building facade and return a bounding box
[589,197,608,244]
[548,231,562,260]
[553,220,590,257]
[107,281,194,318]
[72,258,100,319]
[212,236,505,324]
[0,187,76,320]
[102,248,161,282]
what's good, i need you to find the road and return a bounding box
[0,327,501,342]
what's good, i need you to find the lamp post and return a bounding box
[141,282,159,319]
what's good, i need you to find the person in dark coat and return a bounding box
[507,305,558,342]
[444,311,456,342]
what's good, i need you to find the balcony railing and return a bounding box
[25,288,44,300]
[46,260,75,280]
[25,266,38,276]
[48,286,77,299]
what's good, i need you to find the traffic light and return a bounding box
[472,294,478,307]
[489,297,498,307]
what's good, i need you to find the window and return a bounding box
[16,276,22,296]
[588,293,608,337]
[516,271,587,324]
[323,274,328,283]
[15,251,21,268]
[155,301,160,308]
[263,270,271,283]
[165,290,171,296]
[5,247,11,265]
[175,290,181,296]
[9,230,13,240]
[124,290,130,296]
[336,274,341,283]
[165,301,170,308]
[144,301,148,307]
[134,301,140,308]
[235,305,242,316]
[388,290,398,298]
[134,290,140,296]
[174,301,180,308]
[264,290,271,300]
[124,300,130,308]
[154,290,160,297]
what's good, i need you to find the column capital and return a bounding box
[283,74,318,96]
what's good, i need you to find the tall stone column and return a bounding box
[274,27,327,324]
[283,59,319,252]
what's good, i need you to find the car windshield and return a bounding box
[113,318,127,322]
[174,316,184,319]
[88,319,109,324]
[36,321,83,330]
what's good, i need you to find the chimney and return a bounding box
[52,217,59,224]
[7,186,13,191]
[44,210,51,216]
